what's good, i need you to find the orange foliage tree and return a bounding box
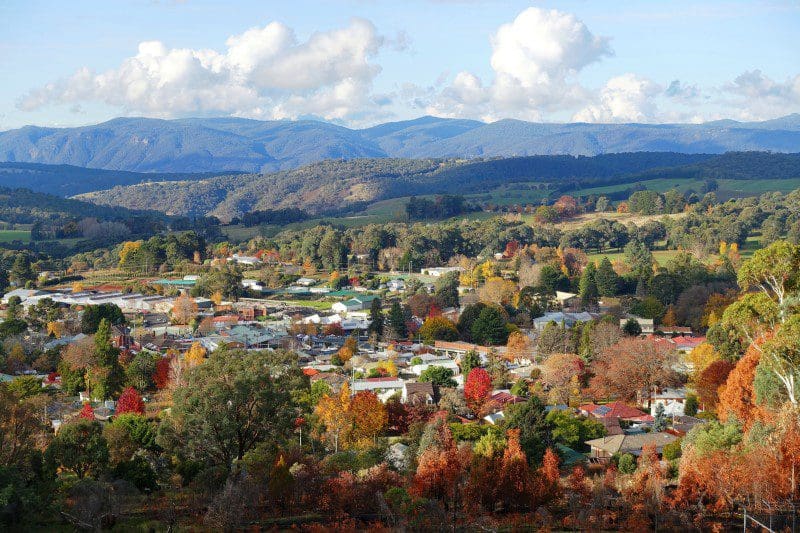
[717,345,767,428]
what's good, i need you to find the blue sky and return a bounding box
[1,0,799,130]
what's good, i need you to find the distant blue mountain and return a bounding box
[1,114,799,173]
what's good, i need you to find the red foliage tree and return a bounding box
[717,344,767,428]
[538,447,562,502]
[116,386,145,415]
[498,429,535,512]
[153,356,172,390]
[504,240,520,258]
[464,367,492,415]
[78,402,95,420]
[323,323,345,336]
[695,360,735,411]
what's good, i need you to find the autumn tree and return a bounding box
[153,356,172,389]
[541,353,585,405]
[315,382,353,453]
[505,331,533,363]
[348,391,388,446]
[590,337,679,405]
[687,342,721,376]
[418,316,459,342]
[184,341,207,367]
[717,345,766,428]
[116,387,145,415]
[478,277,517,306]
[171,293,198,325]
[464,368,492,415]
[695,360,735,412]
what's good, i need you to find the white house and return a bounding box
[387,279,406,292]
[420,266,464,277]
[228,254,262,266]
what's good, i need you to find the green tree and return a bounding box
[45,419,109,479]
[80,303,125,334]
[9,253,35,286]
[434,271,460,308]
[158,348,306,468]
[504,395,554,466]
[684,393,699,416]
[618,453,637,474]
[194,267,243,300]
[456,302,486,341]
[418,366,458,388]
[578,262,598,307]
[388,301,408,339]
[471,307,509,345]
[418,316,459,342]
[367,298,384,337]
[623,318,642,337]
[545,409,607,450]
[460,349,481,377]
[93,319,123,400]
[594,257,620,296]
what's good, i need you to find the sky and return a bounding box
[1,0,799,130]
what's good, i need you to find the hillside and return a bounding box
[1,114,799,173]
[76,152,800,221]
[0,162,243,197]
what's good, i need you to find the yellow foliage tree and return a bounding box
[505,331,533,363]
[71,282,84,293]
[184,342,207,367]
[377,359,398,377]
[478,277,517,306]
[118,241,143,268]
[210,291,223,305]
[314,382,353,453]
[47,321,64,339]
[171,293,198,325]
[719,241,728,256]
[661,305,677,327]
[687,342,720,376]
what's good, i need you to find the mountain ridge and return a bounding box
[1,114,799,173]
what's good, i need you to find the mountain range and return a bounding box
[1,114,799,174]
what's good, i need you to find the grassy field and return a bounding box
[0,229,31,243]
[586,234,765,266]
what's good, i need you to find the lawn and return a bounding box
[0,229,31,243]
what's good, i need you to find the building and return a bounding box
[420,266,464,277]
[386,279,406,292]
[331,295,380,314]
[586,432,678,459]
[533,311,593,331]
[228,254,262,266]
[402,382,434,405]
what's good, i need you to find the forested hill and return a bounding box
[75,151,800,221]
[1,114,799,173]
[0,162,243,197]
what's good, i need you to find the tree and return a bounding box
[546,409,606,449]
[9,253,35,286]
[464,368,492,414]
[457,303,486,341]
[125,351,156,391]
[590,337,679,405]
[578,262,598,307]
[541,353,585,405]
[434,271,460,309]
[594,257,619,296]
[505,331,533,363]
[184,341,207,367]
[717,345,765,428]
[688,342,720,376]
[419,366,458,388]
[695,360,735,412]
[160,348,305,468]
[471,307,509,345]
[171,293,198,325]
[92,319,123,400]
[684,393,699,416]
[80,304,125,334]
[153,356,172,390]
[460,349,480,377]
[194,267,243,300]
[653,403,666,431]
[622,318,642,336]
[0,387,48,468]
[478,277,517,306]
[504,396,555,466]
[78,403,95,420]
[418,316,459,342]
[367,298,384,337]
[45,420,109,479]
[116,387,145,415]
[388,301,408,339]
[349,391,388,447]
[315,382,353,453]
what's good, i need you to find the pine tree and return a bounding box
[460,349,481,377]
[595,257,620,296]
[367,298,384,337]
[388,301,408,339]
[578,262,598,307]
[94,319,123,400]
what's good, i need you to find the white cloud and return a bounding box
[425,7,611,120]
[18,18,387,123]
[721,70,800,121]
[573,74,661,123]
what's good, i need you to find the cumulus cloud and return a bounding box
[721,69,800,120]
[18,18,387,123]
[425,7,611,120]
[573,74,661,123]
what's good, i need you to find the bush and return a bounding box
[449,423,489,442]
[618,453,637,474]
[684,393,699,416]
[111,455,158,492]
[662,438,682,461]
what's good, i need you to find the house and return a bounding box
[387,279,406,292]
[411,360,460,377]
[331,295,380,314]
[351,377,405,402]
[649,387,687,412]
[228,254,262,266]
[2,288,46,305]
[402,382,435,405]
[586,432,678,459]
[488,391,525,408]
[620,315,655,334]
[296,277,317,287]
[484,411,505,425]
[580,402,654,435]
[555,291,579,309]
[533,311,593,331]
[111,324,133,349]
[241,279,266,293]
[420,266,464,277]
